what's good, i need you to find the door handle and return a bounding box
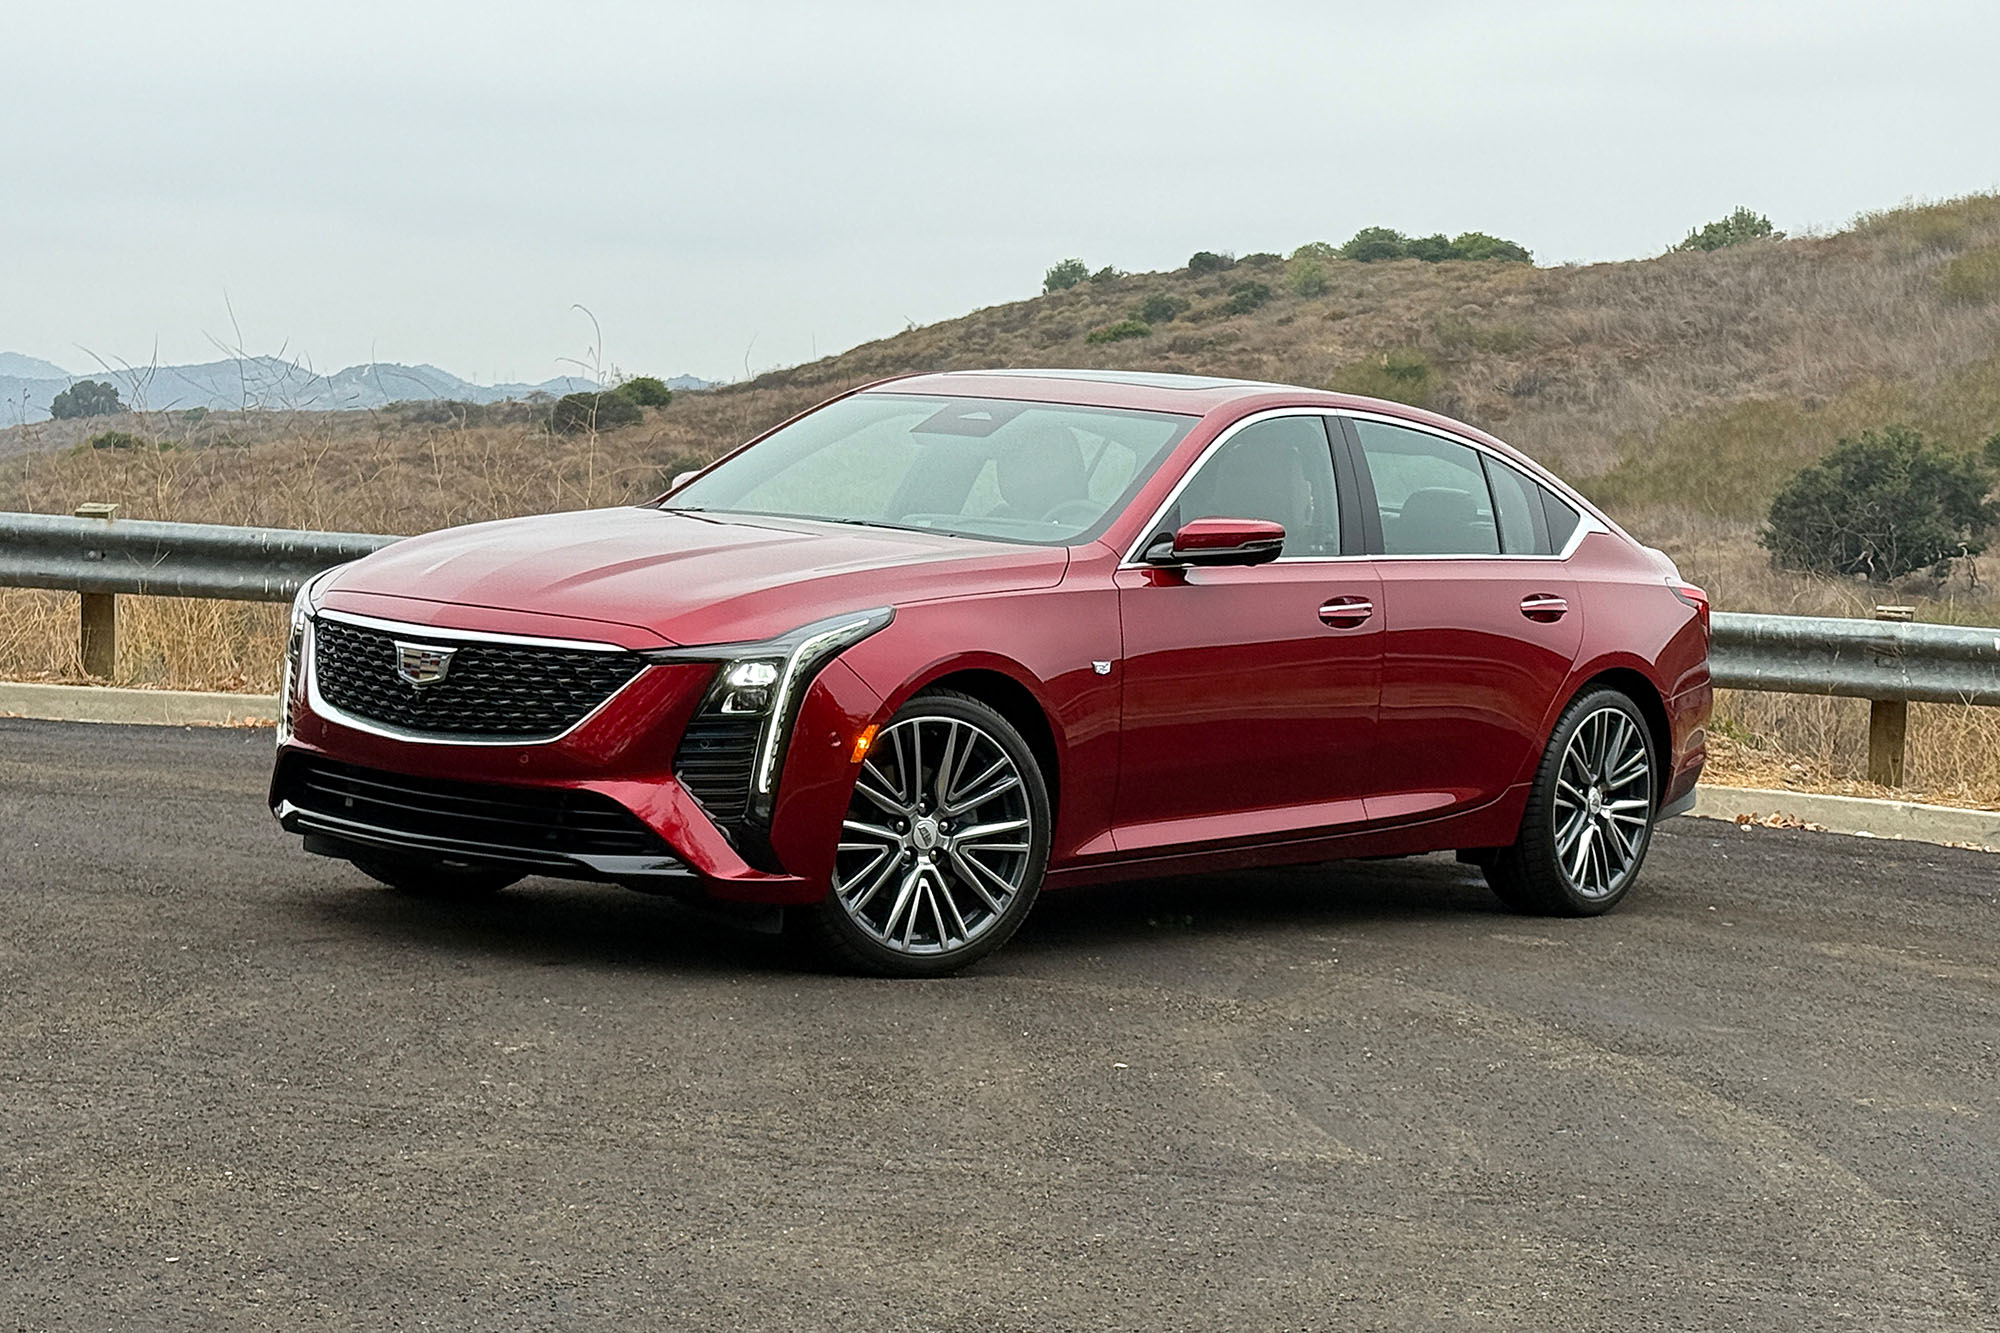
[1520,593,1568,622]
[1319,596,1373,628]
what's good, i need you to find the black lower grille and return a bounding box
[279,755,669,864]
[674,714,762,824]
[312,616,643,740]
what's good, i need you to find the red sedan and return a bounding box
[272,370,1711,975]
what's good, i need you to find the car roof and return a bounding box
[866,367,1500,438]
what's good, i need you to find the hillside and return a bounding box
[4,194,2000,801]
[0,356,714,424]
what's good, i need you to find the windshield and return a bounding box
[662,393,1198,545]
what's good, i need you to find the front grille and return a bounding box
[313,616,643,740]
[674,713,763,824]
[280,755,669,863]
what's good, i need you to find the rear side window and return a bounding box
[1352,420,1500,556]
[1540,486,1582,553]
[1483,455,1548,555]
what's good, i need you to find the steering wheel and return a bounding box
[1041,499,1102,527]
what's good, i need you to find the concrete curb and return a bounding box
[0,681,279,727]
[1691,785,2000,853]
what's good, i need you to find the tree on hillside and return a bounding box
[1043,258,1089,292]
[1675,207,1784,252]
[1761,426,1997,581]
[50,379,125,419]
[550,390,643,435]
[616,375,674,407]
[1336,227,1532,264]
[1448,231,1533,263]
[1339,227,1409,262]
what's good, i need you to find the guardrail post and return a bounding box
[73,502,120,678]
[1868,605,1914,787]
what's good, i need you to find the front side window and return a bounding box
[1156,415,1341,556]
[665,394,1197,545]
[1353,420,1500,556]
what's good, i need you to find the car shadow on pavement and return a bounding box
[1012,852,1508,957]
[290,851,1508,976]
[296,873,800,975]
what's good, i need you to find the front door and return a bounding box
[1113,414,1382,853]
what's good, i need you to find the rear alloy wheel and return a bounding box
[353,856,522,899]
[1486,688,1657,916]
[803,690,1049,977]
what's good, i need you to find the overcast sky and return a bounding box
[4,0,1996,386]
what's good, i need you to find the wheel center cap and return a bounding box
[1587,788,1605,816]
[911,817,941,851]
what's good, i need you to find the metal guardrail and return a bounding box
[0,508,397,602]
[1710,612,2000,706]
[3,508,1997,784]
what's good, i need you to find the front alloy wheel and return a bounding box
[1485,688,1657,915]
[804,690,1049,976]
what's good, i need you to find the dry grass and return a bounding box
[6,195,2000,800]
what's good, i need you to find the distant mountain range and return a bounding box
[0,355,714,423]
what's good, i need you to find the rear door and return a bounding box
[1340,416,1582,822]
[1112,413,1382,852]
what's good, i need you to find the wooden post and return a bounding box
[74,502,120,679]
[1867,605,1914,788]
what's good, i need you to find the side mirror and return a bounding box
[1142,517,1285,567]
[670,469,701,491]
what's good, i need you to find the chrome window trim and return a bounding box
[303,610,653,748]
[1117,405,1606,568]
[1340,409,1608,562]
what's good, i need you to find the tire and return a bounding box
[798,690,1051,977]
[1485,688,1658,916]
[353,856,522,899]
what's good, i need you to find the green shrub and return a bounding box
[50,379,125,420]
[1329,349,1436,407]
[1088,265,1123,284]
[1674,207,1784,253]
[1447,232,1533,263]
[1043,258,1089,292]
[550,390,644,435]
[1138,292,1189,324]
[616,375,674,407]
[1085,319,1152,344]
[1405,233,1455,262]
[1939,245,2000,303]
[86,429,146,450]
[1186,250,1235,275]
[1226,280,1272,314]
[1290,260,1330,297]
[1761,426,1998,581]
[1290,241,1336,261]
[1239,252,1282,268]
[1339,227,1408,262]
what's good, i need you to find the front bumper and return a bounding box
[271,607,886,904]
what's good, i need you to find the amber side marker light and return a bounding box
[850,725,880,764]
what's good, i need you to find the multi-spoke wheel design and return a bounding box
[1484,688,1658,916]
[804,691,1049,976]
[1551,705,1654,900]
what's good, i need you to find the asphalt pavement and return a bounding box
[1,717,1996,1331]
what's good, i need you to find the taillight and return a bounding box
[1669,580,1710,638]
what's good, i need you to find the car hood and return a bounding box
[321,506,1069,646]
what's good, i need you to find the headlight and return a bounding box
[278,566,343,747]
[649,607,893,821]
